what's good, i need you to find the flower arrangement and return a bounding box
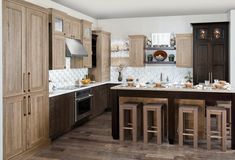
[116,64,126,81]
[184,71,193,83]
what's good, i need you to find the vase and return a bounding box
[118,72,122,81]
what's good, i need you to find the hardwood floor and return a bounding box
[28,112,235,160]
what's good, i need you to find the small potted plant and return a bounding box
[168,54,175,62]
[147,54,153,62]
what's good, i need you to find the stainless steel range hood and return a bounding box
[65,38,88,57]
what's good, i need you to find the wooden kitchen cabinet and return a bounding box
[49,93,75,140]
[3,1,49,159]
[51,34,66,69]
[81,20,93,68]
[27,92,48,148]
[4,95,27,159]
[129,35,146,67]
[192,22,229,84]
[27,8,48,93]
[4,0,48,97]
[82,40,93,68]
[4,92,48,159]
[50,9,67,36]
[91,85,108,118]
[89,30,111,82]
[176,34,193,68]
[64,15,81,39]
[3,1,26,98]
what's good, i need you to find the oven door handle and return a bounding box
[75,94,93,102]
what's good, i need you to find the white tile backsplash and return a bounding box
[111,66,192,83]
[49,68,88,88]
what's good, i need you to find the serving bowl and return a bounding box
[153,50,167,61]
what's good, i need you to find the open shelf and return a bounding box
[145,47,176,50]
[145,61,176,64]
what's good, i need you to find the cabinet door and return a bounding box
[26,8,48,93]
[71,20,81,39]
[101,33,111,81]
[49,93,75,140]
[83,40,92,68]
[3,1,27,97]
[52,35,66,69]
[82,20,92,41]
[64,16,81,40]
[129,35,145,67]
[51,9,66,36]
[211,24,229,81]
[176,34,193,68]
[27,92,48,148]
[91,85,107,118]
[4,96,27,159]
[64,19,72,38]
[193,43,210,84]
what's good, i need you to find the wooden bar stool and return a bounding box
[178,105,199,149]
[143,103,164,144]
[206,107,227,151]
[119,102,143,142]
[216,101,231,138]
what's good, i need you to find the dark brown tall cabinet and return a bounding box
[192,22,229,84]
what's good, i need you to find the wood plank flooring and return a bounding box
[28,112,235,160]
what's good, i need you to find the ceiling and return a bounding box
[52,0,235,19]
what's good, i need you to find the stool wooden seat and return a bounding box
[216,101,231,138]
[143,103,164,144]
[178,105,199,149]
[119,102,143,142]
[206,107,227,151]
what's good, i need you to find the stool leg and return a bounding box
[179,108,183,147]
[207,110,211,150]
[119,107,124,142]
[222,111,227,151]
[157,108,162,145]
[193,109,198,149]
[143,108,148,143]
[217,114,222,136]
[132,107,137,143]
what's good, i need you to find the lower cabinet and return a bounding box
[49,92,75,140]
[107,83,120,109]
[91,85,108,118]
[4,91,48,160]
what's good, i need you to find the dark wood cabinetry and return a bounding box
[91,85,108,118]
[192,22,229,84]
[49,93,75,140]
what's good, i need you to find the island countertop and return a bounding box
[111,85,235,93]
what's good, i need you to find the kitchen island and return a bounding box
[110,85,235,149]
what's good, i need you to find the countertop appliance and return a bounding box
[75,89,93,123]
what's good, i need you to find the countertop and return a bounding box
[111,85,235,93]
[49,81,121,98]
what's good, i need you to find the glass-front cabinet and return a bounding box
[51,9,67,36]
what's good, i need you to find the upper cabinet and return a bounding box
[176,34,193,68]
[129,35,146,67]
[51,9,67,36]
[4,0,48,97]
[89,30,111,82]
[49,9,92,70]
[81,20,93,68]
[64,15,81,39]
[81,20,92,41]
[192,22,229,84]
